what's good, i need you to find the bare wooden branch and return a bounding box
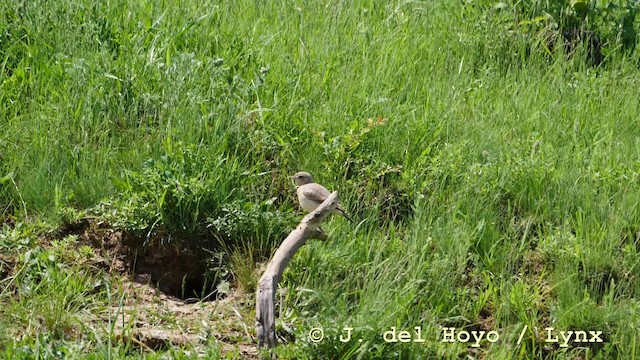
[256,191,339,350]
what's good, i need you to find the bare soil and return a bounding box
[58,218,258,358]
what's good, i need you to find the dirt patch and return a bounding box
[58,218,219,300]
[51,218,257,356]
[0,253,16,281]
[511,249,553,279]
[83,277,257,358]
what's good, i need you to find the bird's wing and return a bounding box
[300,183,331,203]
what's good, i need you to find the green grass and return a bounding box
[2,0,640,358]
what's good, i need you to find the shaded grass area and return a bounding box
[2,0,640,358]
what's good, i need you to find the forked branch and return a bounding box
[255,191,339,350]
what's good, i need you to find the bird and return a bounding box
[291,171,354,223]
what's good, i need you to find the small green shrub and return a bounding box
[483,0,639,66]
[312,118,413,223]
[207,199,297,292]
[4,243,105,340]
[106,141,240,238]
[207,199,296,250]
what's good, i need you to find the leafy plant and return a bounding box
[313,117,413,223]
[107,141,240,239]
[495,0,639,64]
[207,198,297,292]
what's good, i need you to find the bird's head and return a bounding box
[291,171,314,185]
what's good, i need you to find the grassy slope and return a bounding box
[2,0,640,358]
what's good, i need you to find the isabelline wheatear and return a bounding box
[292,171,354,222]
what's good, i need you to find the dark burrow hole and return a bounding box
[577,262,621,302]
[62,219,226,302]
[124,239,225,303]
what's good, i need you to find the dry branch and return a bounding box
[255,191,339,349]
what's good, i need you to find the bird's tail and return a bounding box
[336,207,354,223]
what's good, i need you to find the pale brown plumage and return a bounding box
[292,172,353,222]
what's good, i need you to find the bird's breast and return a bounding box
[297,187,320,212]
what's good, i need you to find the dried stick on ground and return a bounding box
[255,191,339,349]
